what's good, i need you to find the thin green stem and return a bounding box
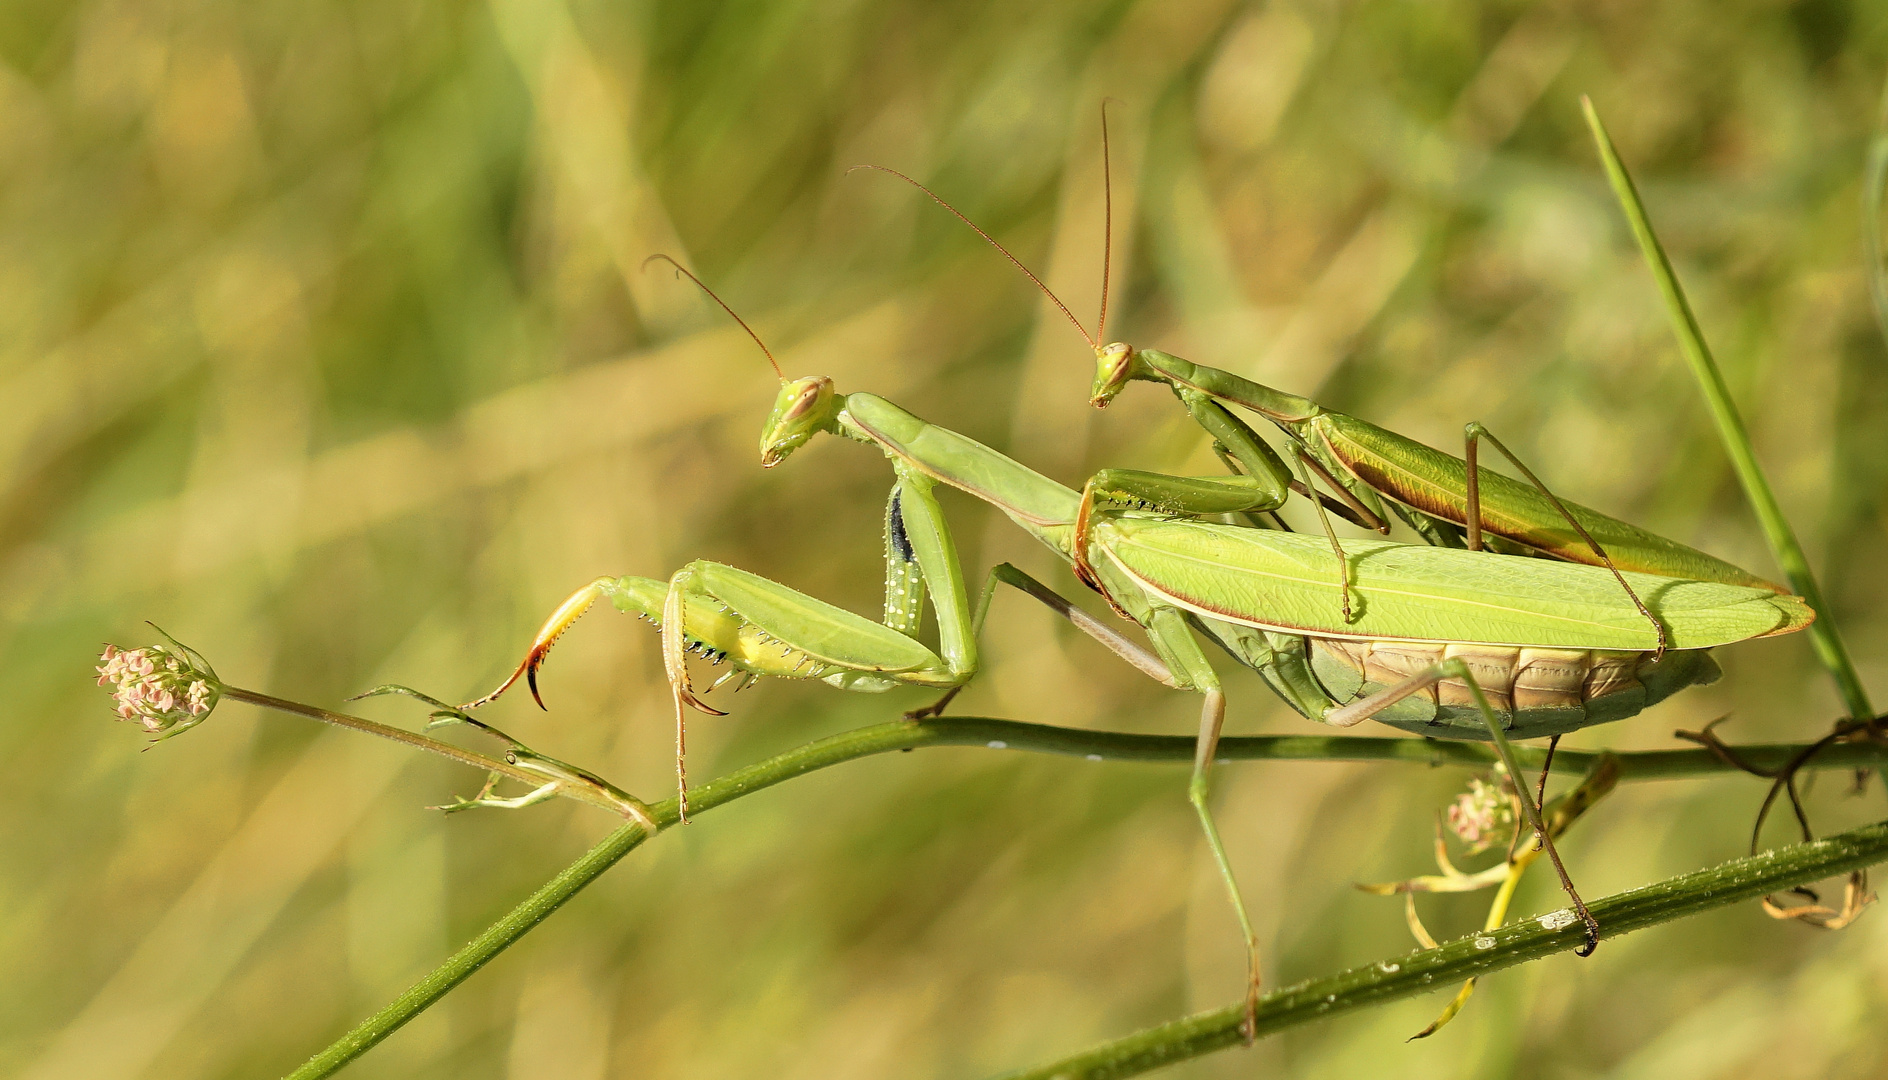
[282,713,1888,1079]
[1582,98,1875,729]
[223,687,647,819]
[995,817,1888,1080]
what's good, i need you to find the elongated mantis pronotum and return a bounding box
[467,261,1813,1035]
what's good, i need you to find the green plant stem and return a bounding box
[223,687,644,819]
[996,817,1888,1080]
[283,713,1888,1079]
[963,719,1888,779]
[1582,97,1875,730]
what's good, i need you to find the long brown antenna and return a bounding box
[1097,101,1114,346]
[642,253,782,380]
[846,163,1095,349]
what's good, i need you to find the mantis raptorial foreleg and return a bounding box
[900,553,1002,721]
[466,562,961,819]
[470,468,981,815]
[468,466,989,818]
[1070,442,1366,623]
[465,468,1206,822]
[1070,469,1288,612]
[1175,386,1389,534]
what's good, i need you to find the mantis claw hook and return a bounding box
[526,660,548,711]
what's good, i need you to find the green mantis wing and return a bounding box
[1115,347,1786,591]
[1095,519,1813,652]
[1315,414,1784,590]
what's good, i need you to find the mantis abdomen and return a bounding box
[1308,638,1722,741]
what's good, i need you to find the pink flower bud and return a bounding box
[1445,776,1514,854]
[96,640,221,738]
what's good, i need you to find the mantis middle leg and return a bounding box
[982,562,1266,1039]
[1144,604,1265,1040]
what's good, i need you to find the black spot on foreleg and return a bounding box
[887,489,915,564]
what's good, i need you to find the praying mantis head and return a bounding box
[1089,341,1141,408]
[760,375,840,467]
[640,255,842,468]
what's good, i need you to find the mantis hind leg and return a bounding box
[1324,659,1603,955]
[1463,422,1666,657]
[1453,660,1600,955]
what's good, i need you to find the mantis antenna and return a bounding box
[845,163,1100,350]
[643,253,784,381]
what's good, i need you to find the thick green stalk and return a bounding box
[1582,98,1874,727]
[283,714,1888,1079]
[997,818,1888,1080]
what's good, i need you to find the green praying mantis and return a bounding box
[465,261,1813,1035]
[851,121,1787,636]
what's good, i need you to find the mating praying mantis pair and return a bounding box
[465,118,1816,1034]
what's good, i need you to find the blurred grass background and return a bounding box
[6,0,1888,1076]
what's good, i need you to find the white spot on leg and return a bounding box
[987,740,1007,750]
[1473,936,1496,950]
[1085,754,1104,762]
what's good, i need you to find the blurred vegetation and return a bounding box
[6,0,1888,1077]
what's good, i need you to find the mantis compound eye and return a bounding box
[783,379,830,421]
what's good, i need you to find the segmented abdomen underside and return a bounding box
[1311,639,1643,715]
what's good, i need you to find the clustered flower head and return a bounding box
[1446,774,1516,853]
[97,641,220,738]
